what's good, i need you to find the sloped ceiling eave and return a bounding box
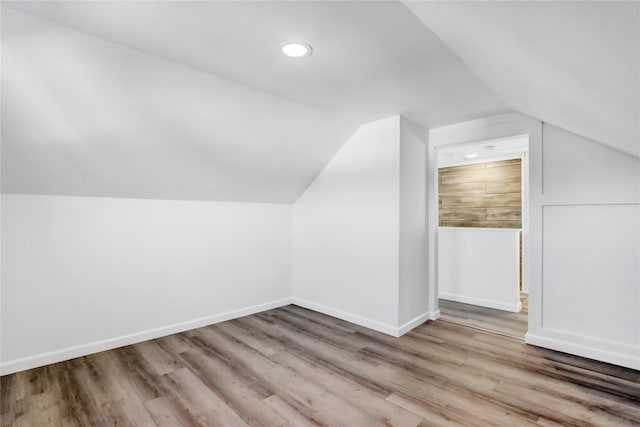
[403,0,640,158]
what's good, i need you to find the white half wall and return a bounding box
[293,115,430,336]
[438,227,521,312]
[0,193,292,374]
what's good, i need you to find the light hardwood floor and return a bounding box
[439,293,529,339]
[2,304,639,426]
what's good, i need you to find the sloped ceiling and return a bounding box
[404,1,640,158]
[1,1,509,202]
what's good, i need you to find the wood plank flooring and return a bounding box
[439,293,529,339]
[2,304,639,426]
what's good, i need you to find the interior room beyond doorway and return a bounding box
[436,136,529,338]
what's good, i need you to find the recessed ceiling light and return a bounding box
[281,42,312,58]
[465,153,479,159]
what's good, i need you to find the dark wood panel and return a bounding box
[2,305,639,426]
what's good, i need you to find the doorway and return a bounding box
[432,135,529,339]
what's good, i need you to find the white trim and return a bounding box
[525,332,640,371]
[429,113,534,145]
[0,297,292,376]
[292,298,435,337]
[521,150,530,293]
[291,297,401,337]
[438,226,522,232]
[440,292,522,313]
[428,113,539,337]
[397,312,432,336]
[541,193,640,206]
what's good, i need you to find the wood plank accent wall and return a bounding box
[439,159,522,228]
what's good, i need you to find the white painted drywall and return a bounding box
[4,1,507,136]
[542,125,640,196]
[527,124,640,370]
[438,227,521,312]
[542,204,639,349]
[292,116,401,333]
[398,118,429,326]
[405,1,640,157]
[292,115,430,335]
[429,114,640,369]
[0,194,292,374]
[1,4,508,203]
[1,7,354,203]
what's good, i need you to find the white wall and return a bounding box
[0,194,292,374]
[429,114,640,370]
[293,116,430,336]
[542,125,639,196]
[292,116,402,333]
[398,118,429,327]
[438,227,521,312]
[527,124,640,370]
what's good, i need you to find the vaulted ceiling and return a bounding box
[404,0,640,157]
[2,1,637,203]
[1,1,507,202]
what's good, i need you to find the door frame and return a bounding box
[426,113,542,326]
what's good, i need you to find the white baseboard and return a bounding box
[0,297,292,376]
[428,310,441,320]
[397,312,432,336]
[291,297,400,337]
[439,292,522,313]
[525,331,640,371]
[291,297,433,338]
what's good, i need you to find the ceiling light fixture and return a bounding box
[465,153,479,159]
[281,42,312,58]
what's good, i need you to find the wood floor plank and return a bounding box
[2,304,639,426]
[387,391,489,427]
[144,395,199,427]
[494,380,637,426]
[266,351,424,427]
[196,326,387,427]
[133,340,182,377]
[88,351,158,426]
[161,367,250,427]
[439,296,528,339]
[262,394,319,427]
[176,349,289,427]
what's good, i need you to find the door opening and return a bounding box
[433,135,529,339]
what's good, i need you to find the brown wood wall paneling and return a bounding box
[439,159,522,229]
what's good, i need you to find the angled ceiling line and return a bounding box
[1,4,330,114]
